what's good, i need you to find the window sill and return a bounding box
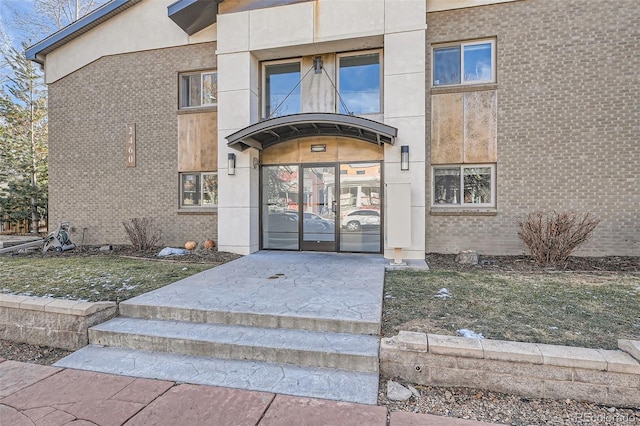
[177,106,217,115]
[430,207,497,216]
[430,83,498,95]
[177,207,218,215]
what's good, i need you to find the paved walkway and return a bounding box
[0,359,495,426]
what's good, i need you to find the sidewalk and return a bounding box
[0,359,495,426]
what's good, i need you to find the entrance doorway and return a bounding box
[261,162,382,253]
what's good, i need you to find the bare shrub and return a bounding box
[122,217,162,252]
[518,211,600,265]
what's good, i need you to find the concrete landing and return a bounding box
[55,345,380,405]
[120,251,386,335]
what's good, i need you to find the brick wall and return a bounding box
[426,0,639,256]
[48,43,218,247]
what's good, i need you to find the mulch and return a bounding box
[426,253,639,273]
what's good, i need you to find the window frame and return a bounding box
[179,70,218,109]
[261,58,303,119]
[336,49,383,115]
[432,39,496,87]
[180,172,218,208]
[431,164,496,208]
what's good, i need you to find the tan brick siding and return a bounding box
[48,43,218,247]
[426,0,639,256]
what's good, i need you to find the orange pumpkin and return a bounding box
[184,241,197,250]
[203,239,215,250]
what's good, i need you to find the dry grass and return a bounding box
[383,270,640,350]
[0,256,214,302]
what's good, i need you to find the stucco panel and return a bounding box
[45,0,216,83]
[314,0,385,43]
[249,2,314,50]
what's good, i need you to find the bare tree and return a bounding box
[3,0,108,42]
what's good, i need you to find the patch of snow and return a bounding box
[434,288,452,299]
[157,247,189,257]
[457,328,484,339]
[549,326,559,330]
[182,267,188,271]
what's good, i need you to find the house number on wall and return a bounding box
[126,123,136,167]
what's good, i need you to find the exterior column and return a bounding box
[216,12,260,255]
[383,0,427,259]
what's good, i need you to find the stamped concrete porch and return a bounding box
[55,251,386,405]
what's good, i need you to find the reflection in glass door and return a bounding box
[339,163,382,253]
[261,162,382,253]
[262,165,300,249]
[301,166,336,251]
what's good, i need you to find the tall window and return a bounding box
[433,40,495,87]
[264,61,301,118]
[433,165,495,207]
[180,71,217,108]
[180,172,218,207]
[338,51,381,115]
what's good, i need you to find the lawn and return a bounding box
[382,269,640,350]
[1,254,639,350]
[0,256,214,302]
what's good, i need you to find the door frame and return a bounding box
[299,163,338,252]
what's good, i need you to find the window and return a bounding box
[338,51,381,115]
[180,172,218,207]
[433,165,495,207]
[264,61,301,118]
[433,40,495,87]
[180,71,217,108]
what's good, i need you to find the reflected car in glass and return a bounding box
[341,209,380,231]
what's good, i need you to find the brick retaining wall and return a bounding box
[0,295,117,350]
[381,331,640,408]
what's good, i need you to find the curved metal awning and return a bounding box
[226,113,397,151]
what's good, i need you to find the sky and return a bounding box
[0,0,35,48]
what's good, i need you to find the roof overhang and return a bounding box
[168,0,222,35]
[25,0,142,65]
[226,113,397,152]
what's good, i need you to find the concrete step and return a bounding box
[89,317,379,373]
[118,300,380,335]
[54,345,379,405]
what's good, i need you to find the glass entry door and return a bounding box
[261,162,381,253]
[300,165,336,251]
[338,163,382,253]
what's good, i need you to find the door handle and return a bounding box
[332,200,337,213]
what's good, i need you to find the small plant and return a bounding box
[122,217,162,252]
[517,211,600,266]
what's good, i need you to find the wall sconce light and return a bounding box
[313,56,323,74]
[228,153,236,175]
[400,145,409,171]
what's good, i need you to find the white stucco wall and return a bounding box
[44,0,217,84]
[216,0,427,259]
[427,0,522,12]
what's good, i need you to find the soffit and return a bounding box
[168,0,222,35]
